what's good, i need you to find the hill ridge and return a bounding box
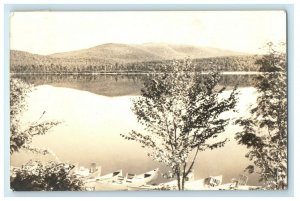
[49,43,247,61]
[10,43,260,73]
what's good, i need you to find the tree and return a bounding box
[235,42,287,190]
[10,78,83,191]
[11,160,83,191]
[10,78,60,154]
[121,59,238,190]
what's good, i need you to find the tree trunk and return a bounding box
[176,166,182,190]
[176,174,181,190]
[181,164,186,190]
[181,176,185,190]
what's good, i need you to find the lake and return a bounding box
[10,74,260,186]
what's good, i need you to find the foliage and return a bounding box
[11,160,83,191]
[11,52,261,74]
[235,42,287,190]
[10,79,60,154]
[10,79,84,191]
[121,59,238,190]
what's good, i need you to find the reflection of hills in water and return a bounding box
[11,74,258,97]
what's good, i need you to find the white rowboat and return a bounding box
[85,168,159,191]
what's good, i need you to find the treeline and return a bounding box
[12,73,257,89]
[193,55,261,72]
[10,55,261,74]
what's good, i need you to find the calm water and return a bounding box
[11,74,260,185]
[11,73,257,96]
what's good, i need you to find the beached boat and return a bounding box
[127,184,160,191]
[157,175,223,190]
[159,175,261,190]
[208,183,261,190]
[84,169,122,183]
[85,168,159,191]
[130,168,159,186]
[74,163,101,178]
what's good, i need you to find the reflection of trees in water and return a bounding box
[11,74,143,86]
[11,73,257,88]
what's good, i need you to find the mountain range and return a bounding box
[11,43,248,65]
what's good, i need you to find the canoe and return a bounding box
[85,168,159,191]
[158,175,223,190]
[127,184,160,191]
[84,169,122,183]
[74,165,101,178]
[129,168,159,187]
[209,183,261,190]
[203,175,223,187]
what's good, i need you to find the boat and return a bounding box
[85,168,159,191]
[127,171,196,191]
[127,184,160,191]
[128,168,159,187]
[75,166,91,177]
[203,175,223,187]
[84,169,123,183]
[208,183,261,190]
[84,170,123,191]
[74,163,101,178]
[157,175,223,190]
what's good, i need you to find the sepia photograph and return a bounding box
[9,11,287,191]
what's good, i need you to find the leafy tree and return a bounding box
[11,160,83,191]
[10,79,60,154]
[10,79,83,191]
[121,59,238,190]
[235,42,287,190]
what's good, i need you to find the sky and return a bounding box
[10,11,286,55]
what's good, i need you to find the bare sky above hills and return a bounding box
[10,11,286,55]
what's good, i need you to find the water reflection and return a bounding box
[10,73,260,186]
[11,73,258,97]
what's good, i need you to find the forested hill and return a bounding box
[10,43,261,73]
[50,43,246,61]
